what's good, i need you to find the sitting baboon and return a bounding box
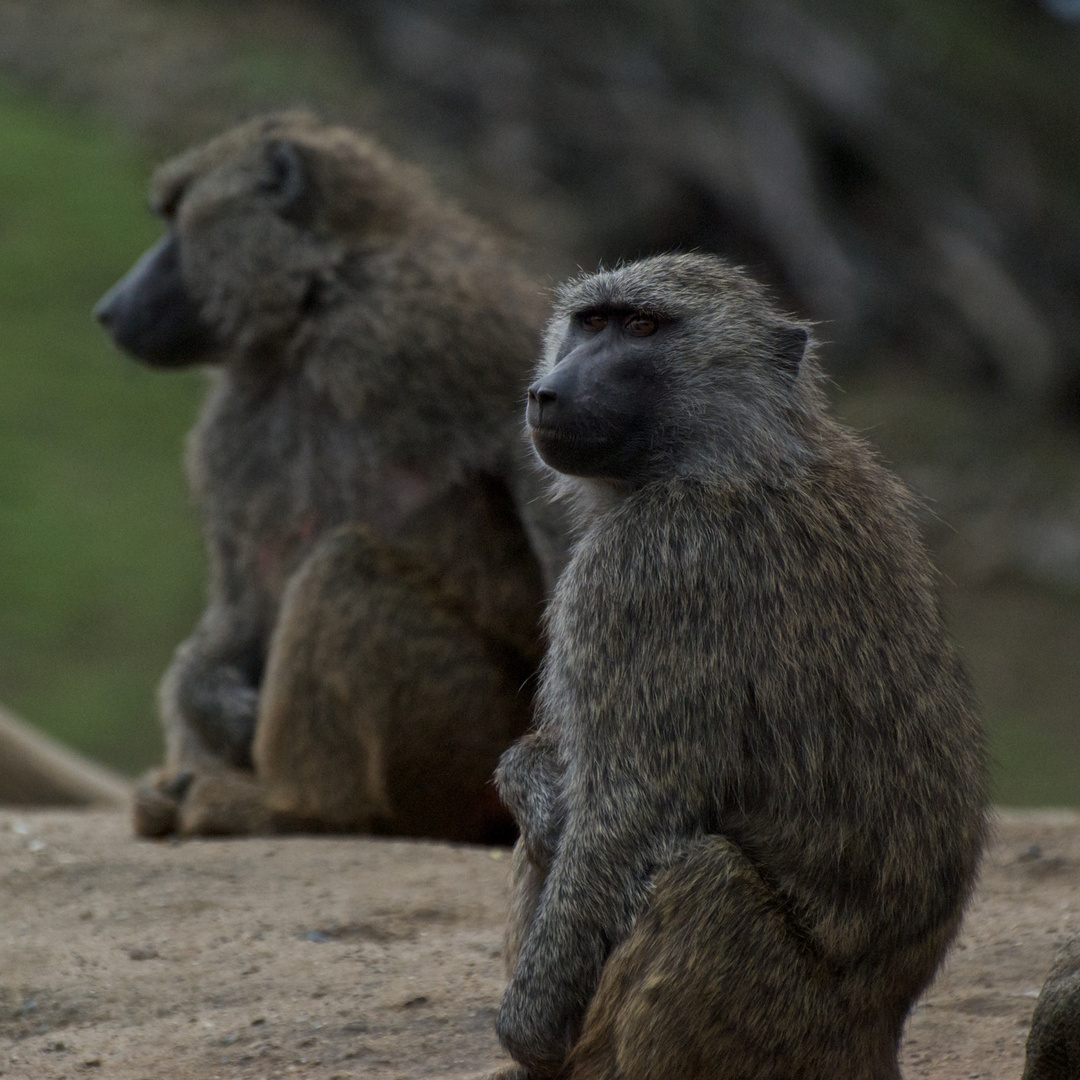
[493,253,988,1079]
[1023,935,1080,1080]
[95,112,569,840]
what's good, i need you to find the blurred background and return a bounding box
[0,0,1078,804]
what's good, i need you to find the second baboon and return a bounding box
[1023,935,1080,1080]
[494,253,988,1079]
[95,112,569,840]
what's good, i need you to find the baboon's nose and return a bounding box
[93,292,116,327]
[526,383,558,427]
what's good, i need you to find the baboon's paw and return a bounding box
[132,767,190,838]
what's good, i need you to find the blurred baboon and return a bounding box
[493,254,988,1079]
[1023,935,1080,1080]
[95,112,569,840]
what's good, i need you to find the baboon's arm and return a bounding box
[496,771,680,1074]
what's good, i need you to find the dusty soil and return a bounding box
[0,808,1077,1080]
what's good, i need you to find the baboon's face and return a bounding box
[531,255,813,486]
[95,130,328,368]
[93,231,217,367]
[527,306,673,482]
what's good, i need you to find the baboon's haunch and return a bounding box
[495,253,988,1079]
[96,112,568,840]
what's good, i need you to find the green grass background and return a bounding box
[0,83,204,773]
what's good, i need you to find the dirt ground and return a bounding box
[0,809,1077,1080]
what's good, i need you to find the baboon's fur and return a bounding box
[1023,935,1080,1080]
[495,254,988,1079]
[98,112,568,839]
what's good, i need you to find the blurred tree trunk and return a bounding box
[322,0,1080,413]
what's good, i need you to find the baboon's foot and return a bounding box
[134,767,272,838]
[477,1067,532,1080]
[132,767,192,838]
[177,769,275,836]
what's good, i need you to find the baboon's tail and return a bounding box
[0,705,131,808]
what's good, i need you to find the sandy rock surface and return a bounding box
[0,809,1077,1080]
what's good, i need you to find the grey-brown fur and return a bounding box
[1023,935,1080,1080]
[494,253,988,1079]
[97,112,569,839]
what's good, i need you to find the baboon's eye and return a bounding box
[624,314,658,337]
[579,311,608,332]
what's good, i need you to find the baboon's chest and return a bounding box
[237,456,445,598]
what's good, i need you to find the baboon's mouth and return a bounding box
[529,425,622,479]
[529,425,602,451]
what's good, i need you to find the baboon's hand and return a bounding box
[211,669,260,765]
[495,975,573,1078]
[174,659,259,769]
[164,610,263,770]
[496,735,565,863]
[514,790,564,867]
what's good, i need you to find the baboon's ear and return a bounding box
[775,325,808,380]
[257,141,315,225]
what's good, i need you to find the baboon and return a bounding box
[493,253,988,1079]
[94,112,569,841]
[1023,935,1080,1080]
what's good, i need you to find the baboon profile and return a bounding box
[494,253,988,1079]
[1023,935,1080,1080]
[95,112,569,840]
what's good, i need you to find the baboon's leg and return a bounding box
[568,837,903,1080]
[181,525,530,839]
